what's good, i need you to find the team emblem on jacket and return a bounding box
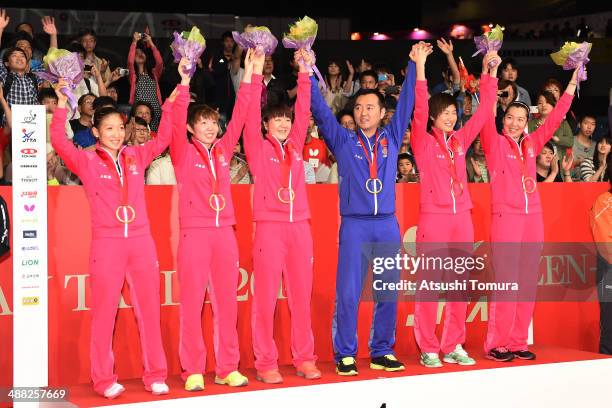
[380,138,388,158]
[126,156,138,174]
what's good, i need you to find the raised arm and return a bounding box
[437,38,460,90]
[135,58,190,166]
[386,45,418,147]
[42,16,58,50]
[127,33,139,102]
[531,68,580,153]
[220,48,254,153]
[169,58,192,165]
[146,35,164,80]
[50,79,86,174]
[410,42,433,153]
[0,9,9,49]
[456,52,501,148]
[288,49,312,149]
[309,75,345,154]
[243,53,265,175]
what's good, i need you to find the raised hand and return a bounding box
[297,49,314,73]
[132,32,142,43]
[482,51,501,74]
[436,38,453,55]
[470,157,482,179]
[562,153,574,173]
[54,79,70,107]
[251,49,265,75]
[346,60,355,76]
[42,16,57,36]
[178,57,191,85]
[410,42,432,65]
[0,9,10,31]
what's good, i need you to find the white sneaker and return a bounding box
[443,344,476,366]
[103,382,125,399]
[150,382,169,395]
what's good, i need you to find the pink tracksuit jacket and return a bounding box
[50,98,176,395]
[244,72,317,372]
[411,74,497,355]
[481,91,574,353]
[171,81,252,379]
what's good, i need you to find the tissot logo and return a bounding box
[21,111,37,124]
[23,230,37,238]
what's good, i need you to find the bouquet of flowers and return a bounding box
[232,26,278,56]
[170,26,206,78]
[35,48,84,116]
[550,42,591,95]
[282,16,325,87]
[472,25,503,67]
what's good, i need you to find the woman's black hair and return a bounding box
[93,106,122,129]
[133,42,156,78]
[593,135,612,182]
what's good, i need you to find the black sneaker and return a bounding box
[513,350,536,360]
[486,347,514,362]
[370,354,405,372]
[336,356,358,376]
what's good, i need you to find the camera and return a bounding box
[498,91,509,98]
[118,68,129,77]
[385,86,400,95]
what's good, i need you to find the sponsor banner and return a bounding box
[11,105,47,387]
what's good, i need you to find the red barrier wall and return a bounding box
[0,183,607,386]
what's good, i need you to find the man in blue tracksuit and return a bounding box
[310,50,417,375]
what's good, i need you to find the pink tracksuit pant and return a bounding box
[178,227,240,379]
[485,212,543,353]
[414,211,474,354]
[251,220,316,372]
[89,235,167,395]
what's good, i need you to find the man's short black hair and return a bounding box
[38,88,58,104]
[93,96,117,110]
[221,31,233,41]
[2,47,27,65]
[78,93,96,106]
[360,70,378,83]
[354,89,385,109]
[580,113,597,123]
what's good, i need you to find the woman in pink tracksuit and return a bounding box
[410,42,500,368]
[49,59,189,398]
[481,67,581,362]
[171,50,258,391]
[243,49,320,384]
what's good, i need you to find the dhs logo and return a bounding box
[21,191,37,199]
[21,110,37,124]
[21,148,38,158]
[22,129,37,143]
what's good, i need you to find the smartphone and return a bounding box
[84,65,93,72]
[498,91,509,98]
[118,68,129,77]
[378,73,388,82]
[385,86,400,95]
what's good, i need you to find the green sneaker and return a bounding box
[420,352,443,368]
[443,345,476,366]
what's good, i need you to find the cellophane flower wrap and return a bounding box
[232,26,278,56]
[35,48,84,116]
[550,41,591,95]
[472,25,503,67]
[170,26,206,78]
[282,16,325,88]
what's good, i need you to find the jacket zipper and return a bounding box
[101,146,129,237]
[198,140,221,227]
[275,138,293,222]
[444,132,457,214]
[510,136,529,214]
[364,134,379,216]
